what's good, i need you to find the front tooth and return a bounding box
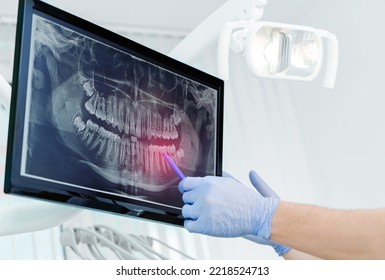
[73,115,86,133]
[85,91,98,115]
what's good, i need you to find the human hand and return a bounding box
[178,175,279,239]
[244,170,290,256]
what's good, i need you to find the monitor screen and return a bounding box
[5,0,223,225]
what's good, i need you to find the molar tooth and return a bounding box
[79,77,95,97]
[95,96,107,121]
[84,91,98,115]
[109,134,121,167]
[176,148,185,160]
[73,115,86,133]
[119,135,127,167]
[170,122,178,140]
[91,127,109,157]
[104,133,115,162]
[82,120,99,146]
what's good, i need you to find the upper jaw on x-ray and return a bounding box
[28,16,217,199]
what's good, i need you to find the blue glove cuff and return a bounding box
[254,197,280,240]
[273,244,291,257]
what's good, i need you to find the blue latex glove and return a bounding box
[244,170,291,256]
[178,175,280,239]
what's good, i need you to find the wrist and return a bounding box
[253,197,280,240]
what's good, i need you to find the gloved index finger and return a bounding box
[178,177,203,193]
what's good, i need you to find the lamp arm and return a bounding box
[319,30,339,89]
[169,0,268,64]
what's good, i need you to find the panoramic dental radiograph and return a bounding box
[20,14,219,210]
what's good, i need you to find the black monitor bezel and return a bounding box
[4,0,223,226]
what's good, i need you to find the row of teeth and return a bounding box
[80,78,178,140]
[73,117,184,173]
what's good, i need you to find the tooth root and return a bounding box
[145,144,150,174]
[111,96,119,128]
[119,136,127,167]
[124,100,130,134]
[85,91,98,115]
[157,114,162,138]
[118,99,125,133]
[162,118,167,140]
[135,109,142,138]
[160,146,168,174]
[147,109,152,140]
[170,122,176,140]
[129,111,135,136]
[123,137,131,167]
[112,135,121,167]
[149,145,154,174]
[106,95,114,125]
[131,141,137,169]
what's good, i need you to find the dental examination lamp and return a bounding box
[0,72,82,236]
[170,0,339,88]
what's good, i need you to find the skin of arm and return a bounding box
[271,201,385,259]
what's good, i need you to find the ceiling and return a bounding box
[1,0,314,32]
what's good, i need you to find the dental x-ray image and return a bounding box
[5,1,222,222]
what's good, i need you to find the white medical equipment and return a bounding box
[170,0,338,88]
[60,225,194,260]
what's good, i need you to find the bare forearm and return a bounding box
[271,202,385,259]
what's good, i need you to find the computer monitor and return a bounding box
[5,0,223,225]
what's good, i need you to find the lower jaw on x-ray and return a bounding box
[9,11,222,217]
